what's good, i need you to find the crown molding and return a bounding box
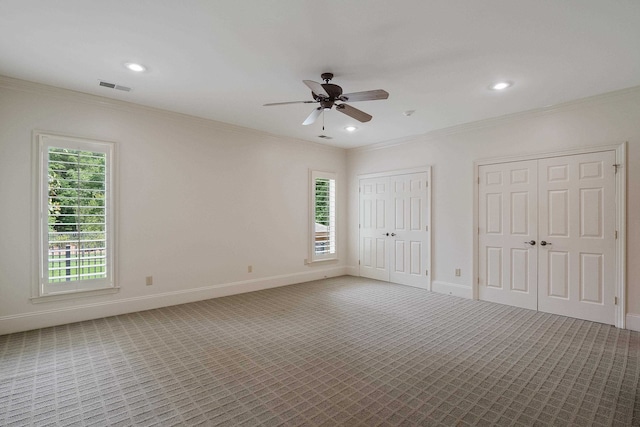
[0,75,345,154]
[348,85,640,153]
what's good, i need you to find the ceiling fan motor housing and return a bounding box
[312,83,343,109]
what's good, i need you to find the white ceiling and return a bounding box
[1,1,640,149]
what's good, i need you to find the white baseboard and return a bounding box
[626,313,640,332]
[0,267,348,335]
[432,280,473,299]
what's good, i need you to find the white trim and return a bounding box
[309,170,338,263]
[472,142,627,328]
[357,166,431,180]
[0,267,349,335]
[33,131,118,300]
[432,281,473,299]
[30,286,120,304]
[625,313,640,332]
[472,165,480,301]
[475,143,623,166]
[615,143,627,328]
[425,167,432,291]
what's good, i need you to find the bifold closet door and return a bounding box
[537,151,616,324]
[478,160,538,310]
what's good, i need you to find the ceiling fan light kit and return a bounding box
[264,73,389,126]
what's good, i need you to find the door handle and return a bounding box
[540,240,552,246]
[391,233,396,237]
[524,240,536,246]
[383,233,389,236]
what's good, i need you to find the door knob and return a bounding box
[524,240,536,245]
[540,240,552,246]
[391,233,396,237]
[383,233,389,236]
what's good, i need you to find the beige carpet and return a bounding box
[1,276,639,426]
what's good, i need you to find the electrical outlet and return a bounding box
[248,265,253,273]
[146,276,153,286]
[455,268,461,277]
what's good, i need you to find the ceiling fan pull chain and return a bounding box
[322,109,325,130]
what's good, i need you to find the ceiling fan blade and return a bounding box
[303,80,329,98]
[303,107,323,125]
[263,100,316,106]
[340,89,389,102]
[335,104,372,123]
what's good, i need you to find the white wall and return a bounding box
[2,77,639,335]
[347,88,640,324]
[0,77,347,334]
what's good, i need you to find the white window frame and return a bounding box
[309,170,337,263]
[32,132,118,302]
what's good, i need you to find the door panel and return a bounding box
[486,247,503,288]
[580,188,603,237]
[547,251,569,298]
[580,253,603,303]
[548,190,569,236]
[478,161,538,310]
[537,151,615,324]
[511,248,529,292]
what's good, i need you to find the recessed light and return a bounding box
[124,62,146,72]
[345,126,357,132]
[490,81,512,91]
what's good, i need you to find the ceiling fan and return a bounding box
[264,73,389,126]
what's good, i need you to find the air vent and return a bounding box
[99,80,131,92]
[317,135,333,139]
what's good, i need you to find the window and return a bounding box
[310,170,336,262]
[36,133,116,299]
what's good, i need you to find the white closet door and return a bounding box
[537,151,616,324]
[359,171,430,288]
[389,172,429,288]
[478,161,538,310]
[359,177,390,281]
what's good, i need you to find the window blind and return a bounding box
[37,133,115,299]
[311,171,337,262]
[46,147,108,283]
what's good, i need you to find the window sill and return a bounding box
[307,258,339,265]
[31,286,120,304]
